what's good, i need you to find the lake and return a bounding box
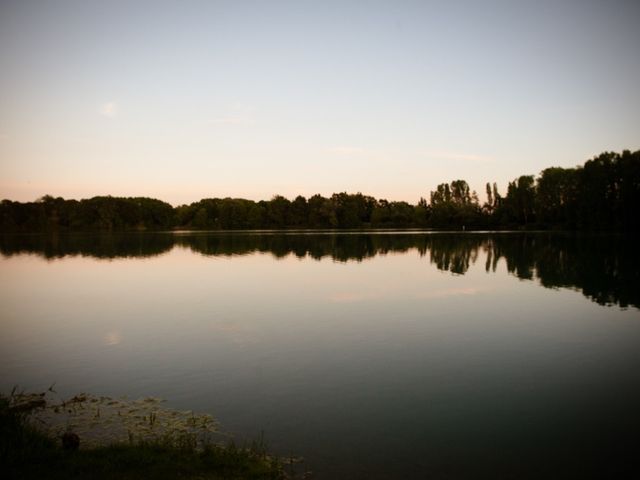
[1,231,639,479]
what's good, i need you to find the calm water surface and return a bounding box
[1,232,639,478]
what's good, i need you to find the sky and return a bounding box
[0,0,639,206]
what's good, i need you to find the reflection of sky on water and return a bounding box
[1,245,637,394]
[1,237,639,479]
[104,331,121,346]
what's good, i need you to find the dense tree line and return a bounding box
[0,195,174,231]
[1,150,639,231]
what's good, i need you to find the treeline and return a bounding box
[1,150,639,231]
[428,149,640,230]
[0,196,175,231]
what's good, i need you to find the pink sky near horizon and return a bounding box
[1,1,638,206]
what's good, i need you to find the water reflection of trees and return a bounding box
[427,235,480,275]
[485,234,639,308]
[0,233,174,259]
[177,233,421,262]
[1,232,638,309]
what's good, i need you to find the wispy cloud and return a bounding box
[211,116,252,125]
[99,102,117,118]
[212,103,255,126]
[326,146,366,155]
[423,151,493,163]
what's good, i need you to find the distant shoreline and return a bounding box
[2,150,639,232]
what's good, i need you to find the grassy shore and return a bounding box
[1,392,294,480]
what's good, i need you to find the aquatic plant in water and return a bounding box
[4,388,312,478]
[9,389,221,449]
